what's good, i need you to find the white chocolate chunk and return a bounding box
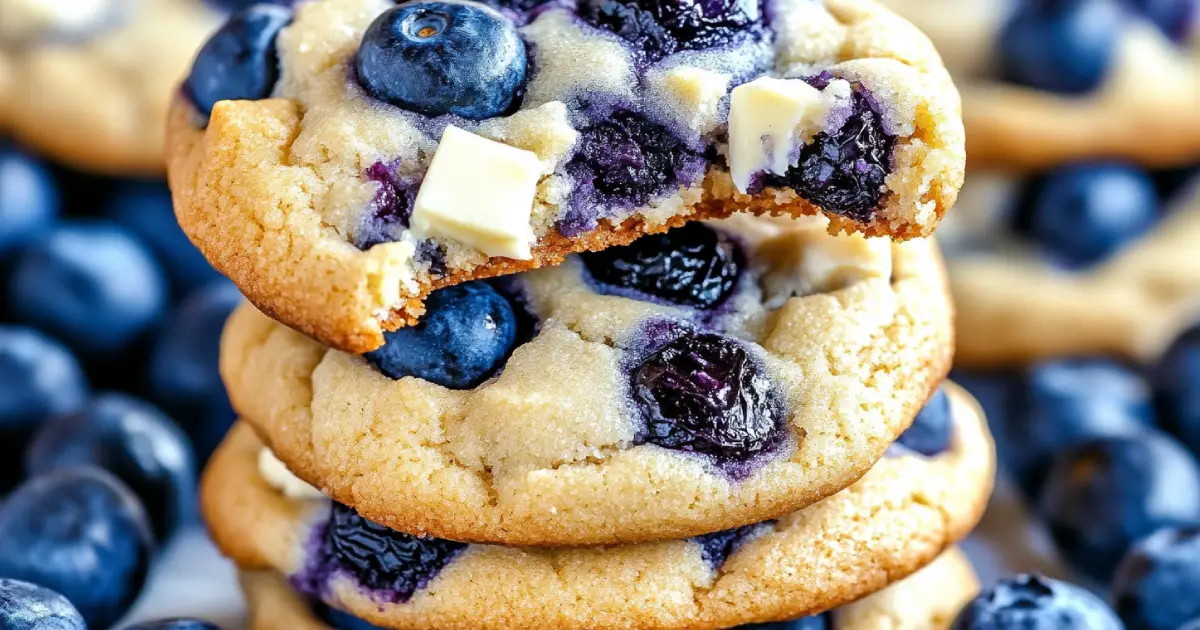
[257,448,325,501]
[648,65,732,137]
[412,125,540,260]
[759,226,893,305]
[0,0,113,44]
[728,77,844,193]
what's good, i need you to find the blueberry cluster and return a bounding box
[0,145,239,629]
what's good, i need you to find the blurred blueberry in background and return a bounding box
[952,574,1124,629]
[0,578,86,630]
[1153,323,1200,456]
[1111,525,1200,630]
[998,0,1122,94]
[0,146,59,261]
[124,619,224,630]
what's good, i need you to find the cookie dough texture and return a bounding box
[947,175,1200,367]
[881,0,1200,169]
[202,384,992,629]
[238,547,980,630]
[0,0,220,175]
[166,0,965,354]
[219,221,954,546]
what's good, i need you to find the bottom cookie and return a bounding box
[240,548,979,630]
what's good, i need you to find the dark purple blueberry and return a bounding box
[951,574,1123,630]
[738,615,829,630]
[1037,431,1200,582]
[0,145,59,259]
[1152,323,1200,456]
[1111,526,1200,630]
[691,521,771,568]
[354,161,420,250]
[764,78,896,222]
[123,620,223,630]
[0,579,85,630]
[364,281,518,389]
[998,0,1122,94]
[355,2,527,119]
[561,112,705,236]
[304,503,466,603]
[315,603,390,630]
[632,330,784,465]
[579,0,763,61]
[581,223,743,309]
[895,386,953,456]
[184,5,293,120]
[1122,0,1198,41]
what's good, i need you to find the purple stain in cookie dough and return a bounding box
[354,161,421,250]
[579,0,765,61]
[691,521,774,568]
[295,503,467,604]
[763,76,896,223]
[560,112,706,236]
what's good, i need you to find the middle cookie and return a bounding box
[222,217,954,546]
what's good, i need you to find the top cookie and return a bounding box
[0,0,228,175]
[881,0,1200,169]
[166,0,965,353]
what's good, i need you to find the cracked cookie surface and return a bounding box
[201,383,992,630]
[167,0,965,354]
[219,215,954,545]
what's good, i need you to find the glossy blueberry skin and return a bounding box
[1124,0,1198,41]
[1002,359,1156,497]
[998,0,1123,94]
[1037,431,1200,582]
[1014,163,1160,269]
[1111,526,1200,630]
[105,181,223,296]
[0,579,86,630]
[316,604,390,630]
[7,220,168,358]
[952,574,1123,630]
[147,281,241,463]
[184,4,293,119]
[356,2,527,119]
[738,615,828,629]
[0,467,155,630]
[26,393,196,541]
[895,386,953,456]
[1152,324,1200,456]
[365,281,518,389]
[123,619,223,630]
[0,146,59,259]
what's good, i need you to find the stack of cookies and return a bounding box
[169,0,996,627]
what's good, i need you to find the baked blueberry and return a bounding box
[738,616,828,630]
[1124,0,1198,41]
[315,603,390,630]
[579,0,762,61]
[581,223,743,309]
[148,281,241,463]
[123,619,223,630]
[105,181,223,296]
[0,579,86,630]
[895,386,953,456]
[692,522,770,568]
[26,393,196,541]
[1037,430,1200,582]
[1111,526,1200,630]
[0,468,154,629]
[0,326,89,491]
[764,77,896,222]
[632,330,784,468]
[7,220,167,358]
[354,161,421,250]
[951,574,1123,629]
[302,503,467,603]
[355,1,527,119]
[1152,323,1200,456]
[998,0,1123,94]
[364,281,518,389]
[184,4,293,119]
[0,146,59,259]
[1003,359,1155,497]
[1013,163,1159,268]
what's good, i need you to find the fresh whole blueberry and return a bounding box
[1013,163,1159,268]
[579,0,762,61]
[122,619,223,630]
[355,2,527,119]
[105,181,223,296]
[148,281,241,463]
[764,77,896,222]
[1037,430,1200,582]
[7,220,168,358]
[895,386,954,456]
[1111,526,1200,630]
[315,604,390,630]
[26,393,196,541]
[0,467,155,629]
[998,0,1123,94]
[581,223,743,309]
[0,326,89,491]
[1152,323,1200,456]
[737,616,828,630]
[0,146,59,259]
[1123,0,1198,41]
[1003,359,1156,497]
[364,281,518,389]
[632,330,784,466]
[184,4,293,119]
[951,574,1124,629]
[0,579,86,630]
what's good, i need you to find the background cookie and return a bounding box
[167,0,965,353]
[200,382,993,630]
[220,216,953,545]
